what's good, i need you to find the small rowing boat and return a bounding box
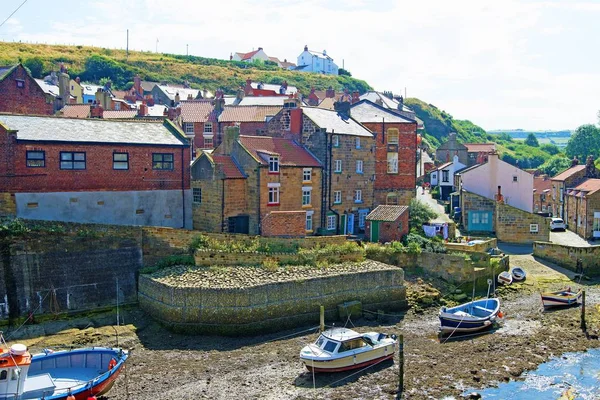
[511,267,526,282]
[541,288,582,308]
[299,328,396,373]
[497,271,513,285]
[439,298,501,334]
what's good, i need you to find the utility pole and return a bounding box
[186,44,189,57]
[126,29,129,60]
[156,38,159,53]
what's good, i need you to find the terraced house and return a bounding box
[191,127,322,236]
[266,98,375,235]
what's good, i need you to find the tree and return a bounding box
[408,198,438,230]
[338,68,352,77]
[565,124,600,160]
[540,143,560,155]
[23,57,44,78]
[524,133,539,147]
[539,155,571,177]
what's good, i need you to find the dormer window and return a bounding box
[269,156,279,173]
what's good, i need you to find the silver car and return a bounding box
[550,218,566,231]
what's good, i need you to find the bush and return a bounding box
[408,198,438,230]
[262,258,279,272]
[140,255,195,274]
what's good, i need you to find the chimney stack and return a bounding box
[175,92,180,104]
[244,79,253,95]
[134,75,142,95]
[214,89,225,114]
[138,102,148,117]
[57,63,70,110]
[351,91,360,104]
[91,103,104,118]
[221,126,240,155]
[325,86,335,98]
[496,185,504,203]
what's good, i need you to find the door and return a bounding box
[370,221,380,242]
[228,216,249,234]
[347,213,355,235]
[340,214,347,235]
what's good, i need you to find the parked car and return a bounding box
[550,218,566,231]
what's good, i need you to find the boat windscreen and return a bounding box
[323,341,338,353]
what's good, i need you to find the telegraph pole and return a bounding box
[126,29,129,60]
[186,44,189,57]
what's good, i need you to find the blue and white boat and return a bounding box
[439,298,501,334]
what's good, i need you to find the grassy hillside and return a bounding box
[405,97,567,172]
[0,41,371,94]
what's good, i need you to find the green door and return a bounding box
[370,221,380,242]
[340,214,347,235]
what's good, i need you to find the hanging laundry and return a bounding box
[423,225,437,237]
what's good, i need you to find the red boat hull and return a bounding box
[305,353,394,373]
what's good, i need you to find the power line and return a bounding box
[0,0,29,29]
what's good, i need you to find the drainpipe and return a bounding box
[328,129,340,234]
[221,178,225,232]
[321,131,328,231]
[181,146,186,228]
[257,166,262,235]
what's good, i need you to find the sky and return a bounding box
[1,0,599,131]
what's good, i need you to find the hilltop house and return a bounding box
[231,48,296,69]
[295,45,339,75]
[0,115,191,228]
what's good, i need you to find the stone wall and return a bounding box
[0,193,16,217]
[194,248,364,267]
[138,264,406,335]
[496,201,550,243]
[533,242,600,276]
[445,238,497,253]
[460,190,496,232]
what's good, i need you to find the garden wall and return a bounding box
[533,242,600,276]
[138,266,406,335]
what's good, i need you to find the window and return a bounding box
[386,193,398,205]
[268,156,279,173]
[513,175,518,182]
[327,215,336,230]
[358,210,368,229]
[481,213,489,224]
[193,188,202,204]
[268,185,280,205]
[355,190,362,203]
[323,340,338,353]
[356,160,363,174]
[332,135,339,147]
[302,188,312,206]
[15,79,24,88]
[303,168,312,182]
[387,129,399,144]
[152,153,174,170]
[114,102,121,111]
[0,370,6,380]
[60,152,86,170]
[113,153,129,170]
[472,212,480,224]
[306,212,313,231]
[26,150,45,168]
[203,137,213,149]
[355,137,361,149]
[593,213,600,232]
[387,153,398,173]
[560,188,564,202]
[334,190,342,204]
[204,123,213,133]
[184,123,194,134]
[334,160,342,173]
[442,170,450,182]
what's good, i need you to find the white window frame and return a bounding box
[184,122,195,134]
[203,137,213,149]
[334,190,342,204]
[354,189,362,203]
[204,122,213,133]
[358,210,368,229]
[327,215,336,230]
[334,160,342,173]
[356,160,363,174]
[302,187,312,206]
[332,135,339,147]
[193,188,202,204]
[306,211,314,231]
[388,131,399,144]
[268,183,280,204]
[269,156,280,173]
[387,152,398,173]
[355,137,361,149]
[303,168,312,182]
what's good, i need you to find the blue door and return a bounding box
[347,213,355,235]
[468,211,493,232]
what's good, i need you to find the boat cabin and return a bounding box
[314,328,389,354]
[0,344,31,399]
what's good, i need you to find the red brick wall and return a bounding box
[365,212,409,243]
[0,65,53,115]
[261,211,306,237]
[224,179,248,217]
[0,125,190,193]
[362,122,417,206]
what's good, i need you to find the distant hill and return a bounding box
[0,41,371,95]
[488,129,572,149]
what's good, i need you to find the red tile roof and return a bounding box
[551,165,586,181]
[240,49,260,60]
[366,205,409,221]
[102,110,137,119]
[180,101,214,123]
[533,176,553,192]
[574,178,600,195]
[61,104,91,119]
[212,154,246,179]
[219,106,282,122]
[238,135,321,167]
[464,143,496,152]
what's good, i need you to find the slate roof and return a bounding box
[60,104,91,119]
[237,96,287,106]
[317,97,335,110]
[140,81,157,92]
[350,100,415,123]
[366,205,409,221]
[307,50,333,60]
[0,65,15,80]
[552,165,586,181]
[0,115,186,146]
[301,107,373,137]
[219,106,282,122]
[211,154,246,179]
[464,143,496,153]
[250,82,297,95]
[573,178,600,196]
[157,85,200,101]
[238,135,321,167]
[81,83,102,96]
[35,79,60,97]
[102,110,138,119]
[359,91,414,113]
[533,176,553,193]
[180,101,214,122]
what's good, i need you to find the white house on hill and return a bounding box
[295,45,339,75]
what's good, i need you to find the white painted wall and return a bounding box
[461,153,533,212]
[15,190,193,229]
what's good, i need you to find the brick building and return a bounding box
[191,127,323,235]
[179,99,218,155]
[351,99,418,206]
[0,64,54,115]
[564,178,600,239]
[266,100,375,235]
[533,175,552,214]
[0,115,191,228]
[365,205,409,243]
[218,104,282,144]
[549,159,597,219]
